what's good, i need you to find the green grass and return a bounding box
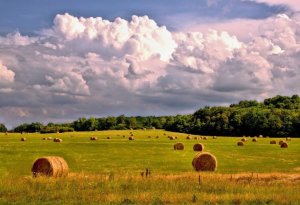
[0,130,300,204]
[1,130,300,175]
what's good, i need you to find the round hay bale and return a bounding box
[53,138,62,142]
[213,136,217,139]
[42,138,46,140]
[279,140,284,145]
[237,141,244,146]
[21,137,26,141]
[186,135,191,140]
[192,152,217,171]
[193,143,204,151]
[174,142,184,150]
[281,142,288,148]
[107,136,111,139]
[90,136,97,141]
[169,136,175,140]
[241,138,247,142]
[203,137,207,140]
[259,135,263,138]
[47,137,53,140]
[286,137,291,141]
[156,136,159,139]
[129,136,134,140]
[148,136,151,138]
[270,140,276,144]
[194,137,198,140]
[31,156,69,177]
[252,138,257,142]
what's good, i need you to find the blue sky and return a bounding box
[0,0,290,34]
[0,0,300,127]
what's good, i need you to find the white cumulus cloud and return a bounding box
[0,13,300,127]
[0,61,15,85]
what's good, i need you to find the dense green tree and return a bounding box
[0,124,7,132]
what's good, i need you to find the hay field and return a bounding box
[0,130,300,204]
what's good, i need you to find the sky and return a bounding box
[0,0,300,128]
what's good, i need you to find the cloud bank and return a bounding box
[1,13,300,127]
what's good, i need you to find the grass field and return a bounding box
[0,130,300,204]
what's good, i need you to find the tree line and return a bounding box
[2,95,300,137]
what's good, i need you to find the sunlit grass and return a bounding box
[0,130,299,204]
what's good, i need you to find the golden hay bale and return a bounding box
[31,156,69,177]
[186,135,191,140]
[281,142,288,148]
[241,138,247,142]
[174,142,184,150]
[270,140,276,144]
[148,136,151,138]
[259,135,263,138]
[279,140,284,145]
[193,143,204,151]
[21,137,26,141]
[47,137,53,140]
[90,136,97,141]
[286,137,291,141]
[237,141,244,146]
[169,136,175,140]
[194,137,198,140]
[252,138,257,142]
[156,136,159,139]
[213,136,217,139]
[192,152,217,171]
[107,136,111,139]
[203,137,207,140]
[53,138,62,142]
[129,136,134,140]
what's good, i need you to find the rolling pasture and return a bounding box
[0,130,300,204]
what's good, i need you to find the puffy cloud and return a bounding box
[0,61,15,86]
[0,32,36,46]
[1,13,300,127]
[49,13,177,61]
